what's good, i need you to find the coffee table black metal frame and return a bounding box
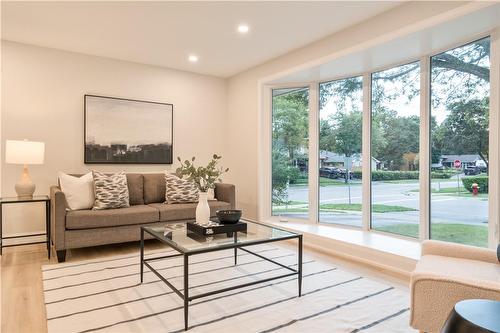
[140,221,302,331]
[0,195,51,258]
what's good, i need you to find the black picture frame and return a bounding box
[84,94,173,164]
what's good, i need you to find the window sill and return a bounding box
[259,219,421,278]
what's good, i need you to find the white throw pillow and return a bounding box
[58,172,95,210]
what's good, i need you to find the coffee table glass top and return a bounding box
[143,220,299,253]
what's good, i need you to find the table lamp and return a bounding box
[5,139,45,197]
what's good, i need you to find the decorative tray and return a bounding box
[187,219,247,236]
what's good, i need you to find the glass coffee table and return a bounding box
[140,220,303,331]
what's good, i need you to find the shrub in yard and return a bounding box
[462,175,488,193]
[287,167,302,184]
[371,171,419,181]
[431,172,453,179]
[352,170,362,179]
[348,170,452,181]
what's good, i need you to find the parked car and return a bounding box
[319,167,341,179]
[319,167,354,180]
[464,166,481,175]
[337,168,353,180]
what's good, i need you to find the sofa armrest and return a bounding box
[215,183,235,209]
[421,240,498,264]
[50,185,67,251]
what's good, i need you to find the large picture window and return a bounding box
[271,87,309,218]
[267,35,496,249]
[371,62,421,237]
[319,77,363,227]
[430,37,490,247]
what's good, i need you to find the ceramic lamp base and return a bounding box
[15,166,36,197]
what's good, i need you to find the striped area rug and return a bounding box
[42,245,414,332]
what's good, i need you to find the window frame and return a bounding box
[260,30,500,249]
[369,60,422,238]
[318,75,364,228]
[428,36,494,245]
[266,83,317,225]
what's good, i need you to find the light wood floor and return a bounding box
[1,241,410,333]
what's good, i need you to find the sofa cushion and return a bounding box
[66,205,159,229]
[144,173,166,204]
[148,201,231,222]
[126,174,144,205]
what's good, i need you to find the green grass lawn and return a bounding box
[292,177,361,187]
[375,223,488,247]
[409,186,488,198]
[381,179,457,184]
[380,179,420,184]
[320,203,417,213]
[273,203,417,213]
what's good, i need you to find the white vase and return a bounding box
[196,191,210,224]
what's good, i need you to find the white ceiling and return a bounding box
[270,3,500,84]
[1,1,401,78]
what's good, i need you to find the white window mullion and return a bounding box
[488,28,500,248]
[362,74,372,231]
[308,83,320,224]
[259,85,272,221]
[419,57,431,241]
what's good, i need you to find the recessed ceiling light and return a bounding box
[237,24,249,34]
[188,55,198,63]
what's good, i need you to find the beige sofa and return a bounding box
[410,240,500,333]
[50,173,235,262]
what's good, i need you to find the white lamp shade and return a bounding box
[5,140,45,165]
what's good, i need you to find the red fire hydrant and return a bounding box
[472,183,479,196]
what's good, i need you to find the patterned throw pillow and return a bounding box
[92,171,130,210]
[165,173,199,204]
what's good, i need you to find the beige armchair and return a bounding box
[410,240,500,333]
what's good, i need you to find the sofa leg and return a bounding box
[56,250,67,263]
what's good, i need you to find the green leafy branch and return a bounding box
[175,154,229,192]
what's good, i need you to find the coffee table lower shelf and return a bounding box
[140,227,303,331]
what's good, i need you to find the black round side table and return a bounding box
[441,299,500,333]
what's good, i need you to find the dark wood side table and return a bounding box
[442,299,500,333]
[0,195,51,258]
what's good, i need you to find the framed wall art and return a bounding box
[84,95,173,164]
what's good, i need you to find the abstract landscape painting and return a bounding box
[84,95,173,164]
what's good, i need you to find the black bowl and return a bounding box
[216,210,242,224]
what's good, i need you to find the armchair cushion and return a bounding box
[421,240,498,264]
[413,255,500,290]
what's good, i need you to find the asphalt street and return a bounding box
[279,178,488,226]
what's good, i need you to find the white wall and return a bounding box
[225,1,480,219]
[1,41,228,236]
